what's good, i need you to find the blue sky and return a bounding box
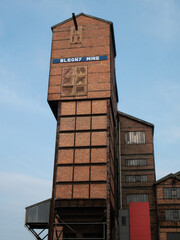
[0,0,180,239]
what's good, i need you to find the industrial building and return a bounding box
[25,13,180,240]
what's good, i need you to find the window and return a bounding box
[165,210,180,221]
[125,131,145,144]
[126,175,148,183]
[121,216,126,226]
[167,232,180,240]
[164,188,180,199]
[127,194,149,204]
[126,159,147,166]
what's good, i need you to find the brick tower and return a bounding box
[47,13,119,240]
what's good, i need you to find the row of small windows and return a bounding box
[126,159,147,166]
[165,210,180,221]
[127,194,149,205]
[164,188,180,199]
[126,175,148,183]
[125,131,145,144]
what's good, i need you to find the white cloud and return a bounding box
[142,0,180,43]
[0,172,52,240]
[0,83,48,114]
[0,172,52,207]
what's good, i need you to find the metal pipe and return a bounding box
[119,116,122,210]
[72,13,78,30]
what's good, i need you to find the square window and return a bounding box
[173,210,179,220]
[121,216,126,226]
[171,189,177,198]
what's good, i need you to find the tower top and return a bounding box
[48,13,118,118]
[51,13,116,57]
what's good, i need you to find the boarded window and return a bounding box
[127,194,149,204]
[126,175,148,182]
[164,188,180,199]
[125,131,145,144]
[121,216,126,226]
[165,210,180,221]
[126,159,147,166]
[167,232,180,240]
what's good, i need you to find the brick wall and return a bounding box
[48,15,113,102]
[119,113,158,240]
[55,99,108,200]
[156,177,180,240]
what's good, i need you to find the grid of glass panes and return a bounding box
[127,194,149,204]
[126,175,148,182]
[165,210,180,221]
[126,159,147,166]
[164,188,180,199]
[125,131,145,144]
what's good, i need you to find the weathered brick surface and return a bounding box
[91,166,107,181]
[49,67,62,76]
[77,101,91,115]
[48,93,60,100]
[73,184,89,198]
[60,117,75,131]
[49,75,61,85]
[58,149,73,164]
[74,166,89,181]
[88,65,110,73]
[55,184,72,199]
[88,82,110,92]
[75,132,90,146]
[48,85,60,94]
[75,148,90,163]
[91,132,107,146]
[92,116,107,129]
[56,166,73,182]
[61,102,76,115]
[88,73,110,83]
[59,133,74,147]
[51,46,109,60]
[91,148,107,163]
[76,116,91,130]
[90,184,107,198]
[92,100,107,114]
[88,91,110,98]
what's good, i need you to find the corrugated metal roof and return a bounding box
[25,199,51,224]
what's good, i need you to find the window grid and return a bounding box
[164,188,180,199]
[126,159,147,167]
[127,194,149,204]
[165,210,180,221]
[126,175,148,183]
[125,131,145,144]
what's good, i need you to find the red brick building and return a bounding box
[25,13,180,240]
[156,172,180,240]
